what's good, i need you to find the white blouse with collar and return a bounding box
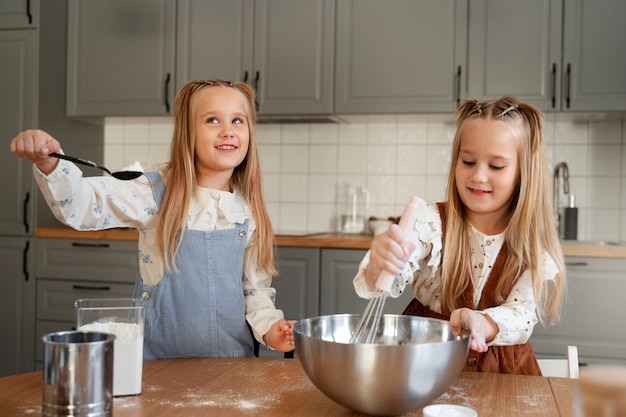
[34,159,283,342]
[353,197,559,346]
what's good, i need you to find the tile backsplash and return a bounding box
[104,113,626,242]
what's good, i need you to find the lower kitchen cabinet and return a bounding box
[273,247,320,321]
[0,237,35,377]
[531,256,626,365]
[34,278,135,369]
[32,238,138,369]
[261,247,320,358]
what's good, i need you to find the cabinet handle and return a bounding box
[72,285,112,291]
[71,242,111,248]
[455,66,462,106]
[26,0,32,24]
[22,241,30,282]
[22,192,30,233]
[164,73,171,113]
[243,70,249,84]
[550,63,557,108]
[253,71,260,111]
[565,261,588,267]
[565,63,571,109]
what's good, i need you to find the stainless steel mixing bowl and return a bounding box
[293,314,470,416]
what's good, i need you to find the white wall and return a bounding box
[103,113,626,242]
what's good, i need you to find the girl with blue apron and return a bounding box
[133,172,254,359]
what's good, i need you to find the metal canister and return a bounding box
[42,331,115,417]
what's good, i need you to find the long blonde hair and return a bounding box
[441,97,566,323]
[155,79,276,276]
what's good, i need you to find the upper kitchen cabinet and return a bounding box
[0,30,37,237]
[176,0,254,88]
[468,0,626,112]
[0,0,38,29]
[177,0,335,116]
[334,0,468,114]
[467,0,562,110]
[562,0,626,111]
[66,0,176,117]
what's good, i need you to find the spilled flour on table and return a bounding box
[113,360,314,413]
[17,405,41,415]
[115,386,281,412]
[432,377,556,415]
[434,380,477,408]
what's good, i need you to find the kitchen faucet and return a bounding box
[553,162,570,227]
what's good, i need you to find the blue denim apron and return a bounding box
[133,172,254,359]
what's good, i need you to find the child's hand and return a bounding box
[10,130,61,175]
[263,319,297,352]
[450,308,498,353]
[366,224,416,289]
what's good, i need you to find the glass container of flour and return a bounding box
[75,298,144,396]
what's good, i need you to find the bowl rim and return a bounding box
[293,313,470,345]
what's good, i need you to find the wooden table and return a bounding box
[0,358,578,416]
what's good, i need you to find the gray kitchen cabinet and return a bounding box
[561,0,626,111]
[35,238,139,283]
[66,0,176,117]
[0,0,38,29]
[34,279,135,369]
[273,247,320,321]
[334,0,468,114]
[531,256,626,365]
[467,0,562,110]
[468,0,626,112]
[0,237,35,377]
[0,30,37,237]
[176,0,335,116]
[32,238,138,368]
[319,249,416,316]
[260,247,320,358]
[176,0,253,89]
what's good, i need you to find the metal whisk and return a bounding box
[349,196,421,345]
[350,290,388,344]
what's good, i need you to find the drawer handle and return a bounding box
[23,192,30,233]
[455,65,462,106]
[27,0,33,24]
[565,261,588,267]
[71,242,110,248]
[23,240,30,282]
[164,72,171,113]
[550,63,557,108]
[72,285,111,291]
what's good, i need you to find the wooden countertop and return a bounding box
[0,358,578,417]
[35,227,626,257]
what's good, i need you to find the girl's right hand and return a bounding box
[10,129,61,175]
[365,224,416,289]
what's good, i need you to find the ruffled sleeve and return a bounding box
[482,252,559,346]
[353,197,444,301]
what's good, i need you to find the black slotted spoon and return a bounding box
[50,152,143,180]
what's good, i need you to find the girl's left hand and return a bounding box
[450,308,498,353]
[264,319,298,352]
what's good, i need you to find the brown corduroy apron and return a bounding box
[402,202,541,376]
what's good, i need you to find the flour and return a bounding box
[17,405,41,414]
[114,385,281,412]
[79,321,143,396]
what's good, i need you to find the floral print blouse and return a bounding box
[353,197,559,346]
[33,159,284,342]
